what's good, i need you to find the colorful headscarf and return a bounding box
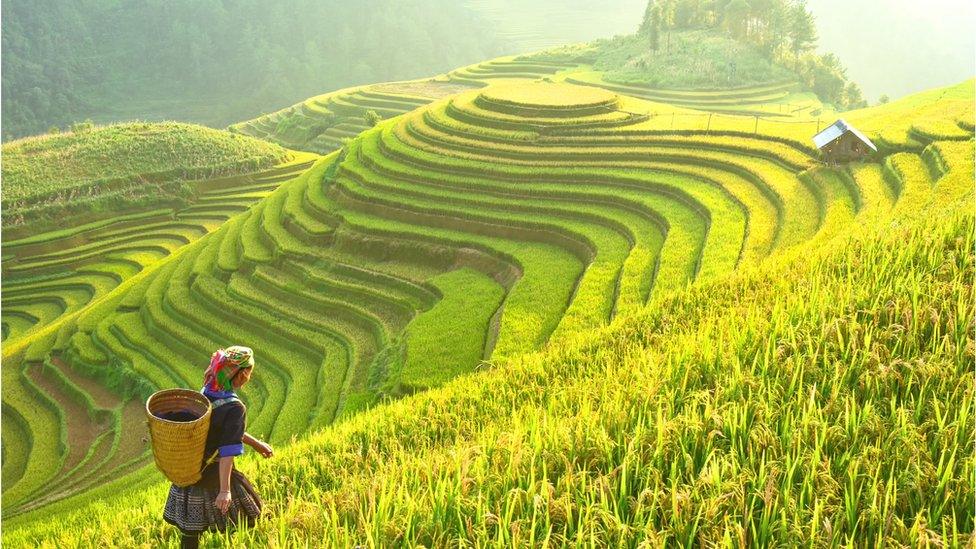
[203,346,255,392]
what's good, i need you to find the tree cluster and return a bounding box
[1,0,504,140]
[638,0,865,108]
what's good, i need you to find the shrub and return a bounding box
[364,109,382,127]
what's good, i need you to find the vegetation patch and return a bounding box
[1,122,289,229]
[400,268,505,392]
[595,30,795,89]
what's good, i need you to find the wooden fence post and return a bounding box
[707,113,712,132]
[754,115,759,134]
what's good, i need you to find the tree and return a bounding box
[843,81,866,109]
[788,0,818,70]
[878,94,890,105]
[674,0,699,28]
[364,110,382,127]
[648,6,662,53]
[638,0,656,35]
[723,0,751,40]
[756,0,788,64]
[659,0,677,54]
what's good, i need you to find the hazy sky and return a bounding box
[465,0,975,101]
[807,0,976,100]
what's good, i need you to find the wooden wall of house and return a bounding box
[822,132,870,163]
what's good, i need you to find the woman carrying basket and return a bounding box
[163,346,274,549]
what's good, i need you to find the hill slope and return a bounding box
[5,128,972,545]
[0,0,504,140]
[1,122,291,230]
[1,70,972,534]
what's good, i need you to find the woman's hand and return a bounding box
[254,440,274,458]
[215,490,232,515]
[243,432,273,458]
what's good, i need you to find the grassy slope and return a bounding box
[593,30,797,89]
[3,57,972,543]
[5,166,971,547]
[1,122,289,228]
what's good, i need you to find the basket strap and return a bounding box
[201,448,220,470]
[211,396,240,408]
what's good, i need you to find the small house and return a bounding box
[812,119,877,163]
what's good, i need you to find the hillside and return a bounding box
[0,0,504,140]
[4,98,973,543]
[462,0,647,52]
[1,122,292,231]
[2,57,972,537]
[231,52,812,156]
[1,122,316,349]
[232,12,867,158]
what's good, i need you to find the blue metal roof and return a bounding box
[812,119,877,151]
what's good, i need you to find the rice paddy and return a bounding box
[1,46,972,548]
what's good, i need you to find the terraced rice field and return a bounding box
[231,80,474,154]
[1,156,316,345]
[564,71,811,116]
[447,56,583,86]
[4,75,972,527]
[232,51,830,160]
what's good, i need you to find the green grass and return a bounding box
[2,68,973,540]
[1,122,289,230]
[5,172,971,547]
[1,158,314,345]
[592,30,797,89]
[400,268,505,392]
[231,81,441,154]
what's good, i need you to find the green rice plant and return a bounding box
[215,213,248,274]
[0,351,68,511]
[243,264,394,412]
[925,140,976,204]
[884,153,935,215]
[1,122,289,229]
[910,119,973,143]
[225,272,355,428]
[447,93,643,132]
[384,109,819,252]
[567,70,800,108]
[4,72,971,527]
[1,403,32,490]
[846,162,895,221]
[797,168,857,244]
[7,178,970,547]
[400,108,803,263]
[380,121,757,276]
[351,127,710,302]
[1,209,172,250]
[281,161,336,243]
[399,268,505,392]
[320,190,583,359]
[334,161,629,338]
[278,260,415,331]
[18,361,118,505]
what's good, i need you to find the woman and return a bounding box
[163,346,274,549]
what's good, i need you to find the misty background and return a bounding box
[469,0,976,102]
[2,0,973,140]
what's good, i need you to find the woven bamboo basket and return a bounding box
[145,389,212,487]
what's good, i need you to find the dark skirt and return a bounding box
[163,469,263,533]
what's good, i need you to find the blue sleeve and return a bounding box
[216,404,246,457]
[218,443,244,457]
